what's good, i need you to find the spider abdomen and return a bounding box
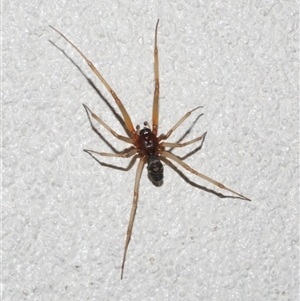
[147,155,164,183]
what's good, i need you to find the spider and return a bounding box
[50,20,251,279]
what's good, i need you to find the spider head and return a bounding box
[147,155,164,186]
[137,127,159,155]
[139,127,151,137]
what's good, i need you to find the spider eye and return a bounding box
[147,155,164,184]
[140,128,151,137]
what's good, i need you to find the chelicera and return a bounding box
[50,20,251,279]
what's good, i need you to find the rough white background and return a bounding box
[2,0,299,300]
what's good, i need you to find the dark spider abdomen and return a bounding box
[147,155,164,183]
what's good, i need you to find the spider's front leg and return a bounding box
[152,20,160,136]
[49,25,137,139]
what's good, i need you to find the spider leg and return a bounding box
[152,20,160,135]
[84,148,137,158]
[161,150,251,201]
[121,155,147,279]
[158,106,203,141]
[49,25,137,138]
[83,104,133,144]
[161,131,207,149]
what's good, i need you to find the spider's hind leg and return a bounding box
[161,150,251,201]
[121,156,147,279]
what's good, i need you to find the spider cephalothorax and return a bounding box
[50,19,251,280]
[137,127,160,155]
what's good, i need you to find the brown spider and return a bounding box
[50,20,251,279]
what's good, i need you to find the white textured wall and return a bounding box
[3,1,299,300]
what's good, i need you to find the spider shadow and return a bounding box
[167,113,206,161]
[49,40,132,141]
[84,150,139,172]
[82,104,133,155]
[160,156,244,201]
